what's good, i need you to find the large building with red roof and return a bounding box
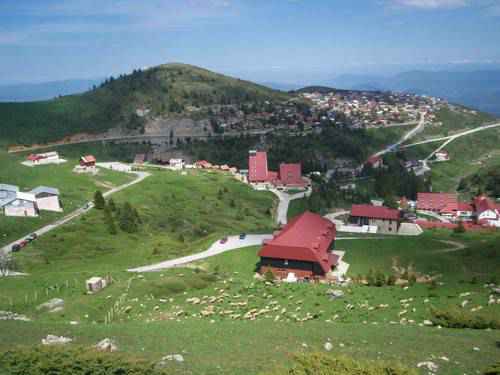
[258,211,337,280]
[248,150,308,188]
[350,204,400,234]
[417,192,458,213]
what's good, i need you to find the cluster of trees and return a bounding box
[458,166,500,198]
[370,154,429,201]
[94,192,141,234]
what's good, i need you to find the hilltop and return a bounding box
[0,63,289,146]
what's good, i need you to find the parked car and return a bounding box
[220,237,228,244]
[19,240,28,248]
[26,233,38,242]
[11,243,21,252]
[239,233,247,240]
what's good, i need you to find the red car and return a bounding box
[219,237,228,244]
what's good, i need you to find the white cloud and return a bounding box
[390,0,469,9]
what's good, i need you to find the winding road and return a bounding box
[270,187,312,226]
[0,170,150,258]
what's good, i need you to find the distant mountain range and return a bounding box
[0,79,102,102]
[327,70,500,116]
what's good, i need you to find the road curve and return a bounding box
[128,234,273,273]
[0,170,150,257]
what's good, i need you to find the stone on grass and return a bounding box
[417,361,438,373]
[324,342,333,351]
[423,320,433,326]
[0,311,30,322]
[95,338,118,352]
[37,298,64,313]
[42,334,72,345]
[326,289,344,299]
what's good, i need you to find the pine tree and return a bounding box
[104,205,117,235]
[108,198,116,212]
[119,202,138,233]
[94,191,105,210]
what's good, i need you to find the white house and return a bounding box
[30,186,63,212]
[169,158,185,170]
[474,196,500,227]
[434,150,450,162]
[24,152,65,166]
[0,184,19,208]
[3,192,38,217]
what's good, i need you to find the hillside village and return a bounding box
[0,66,500,375]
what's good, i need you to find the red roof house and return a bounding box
[417,192,458,212]
[80,155,96,167]
[351,204,400,220]
[258,211,337,279]
[366,155,383,169]
[277,163,304,187]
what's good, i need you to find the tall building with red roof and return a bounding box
[248,150,269,183]
[258,211,337,280]
[350,204,400,234]
[248,150,307,188]
[473,195,499,225]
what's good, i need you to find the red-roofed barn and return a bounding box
[248,150,269,183]
[417,192,458,213]
[258,211,337,280]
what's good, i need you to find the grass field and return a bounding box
[0,149,134,247]
[1,227,499,374]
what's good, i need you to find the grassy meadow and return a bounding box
[0,149,134,247]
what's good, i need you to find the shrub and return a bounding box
[93,190,105,210]
[430,306,500,329]
[260,353,417,375]
[483,361,500,375]
[152,278,187,296]
[0,346,167,375]
[264,269,275,282]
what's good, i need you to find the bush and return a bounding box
[152,278,187,296]
[430,306,500,329]
[260,353,417,375]
[0,346,167,375]
[264,269,275,282]
[483,361,500,375]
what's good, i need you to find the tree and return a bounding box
[94,191,105,210]
[384,195,399,209]
[107,198,116,212]
[454,220,466,234]
[104,205,117,235]
[119,202,139,233]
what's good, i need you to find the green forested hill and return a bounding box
[0,63,289,146]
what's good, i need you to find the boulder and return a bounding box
[324,342,333,351]
[37,298,64,313]
[423,320,433,326]
[417,361,438,373]
[156,354,185,368]
[326,289,344,299]
[95,338,118,352]
[42,334,72,345]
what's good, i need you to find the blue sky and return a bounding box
[1,0,500,84]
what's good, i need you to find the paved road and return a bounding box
[128,234,273,273]
[400,122,500,150]
[0,170,150,257]
[417,210,451,223]
[373,112,426,158]
[270,188,312,226]
[8,129,276,154]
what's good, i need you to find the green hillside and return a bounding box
[0,63,289,146]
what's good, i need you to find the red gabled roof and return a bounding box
[474,196,497,214]
[248,151,269,182]
[417,192,458,211]
[367,155,382,165]
[351,204,400,220]
[258,211,336,273]
[278,163,303,186]
[457,202,474,212]
[82,155,96,163]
